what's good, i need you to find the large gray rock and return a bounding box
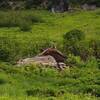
[17,55,57,67]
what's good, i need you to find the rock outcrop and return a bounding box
[17,48,66,70]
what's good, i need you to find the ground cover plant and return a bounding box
[0,59,99,100]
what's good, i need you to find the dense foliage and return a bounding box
[63,29,100,61]
[0,0,100,10]
[0,58,100,99]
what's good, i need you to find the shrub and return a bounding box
[0,73,8,85]
[85,57,99,68]
[28,15,44,23]
[19,19,32,32]
[0,11,19,27]
[78,42,90,61]
[63,29,85,56]
[26,88,57,97]
[65,54,84,67]
[0,48,10,62]
[63,29,85,43]
[25,0,42,9]
[0,36,21,63]
[89,40,100,59]
[0,11,44,31]
[0,79,7,85]
[80,85,100,97]
[0,36,52,63]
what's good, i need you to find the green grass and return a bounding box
[0,59,99,99]
[0,9,100,62]
[0,9,100,42]
[0,9,100,99]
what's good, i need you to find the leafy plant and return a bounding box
[19,19,32,32]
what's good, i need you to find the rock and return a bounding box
[32,55,57,67]
[17,48,67,70]
[17,55,57,67]
[81,4,96,10]
[17,55,67,70]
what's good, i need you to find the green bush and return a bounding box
[0,73,8,85]
[65,54,84,67]
[85,57,99,68]
[63,29,85,56]
[19,19,32,31]
[26,88,57,97]
[78,42,91,61]
[0,36,52,63]
[26,88,66,97]
[63,29,85,43]
[28,15,44,23]
[0,79,7,85]
[89,40,100,59]
[0,12,15,27]
[0,11,44,31]
[0,37,21,63]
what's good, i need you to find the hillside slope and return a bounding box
[0,9,100,99]
[0,60,100,100]
[0,9,100,62]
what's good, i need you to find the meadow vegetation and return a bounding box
[0,59,100,100]
[0,9,100,99]
[0,9,100,63]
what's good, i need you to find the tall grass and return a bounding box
[0,9,99,100]
[0,10,44,31]
[0,60,99,99]
[0,9,100,63]
[0,36,53,63]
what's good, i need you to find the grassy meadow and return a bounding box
[0,9,100,99]
[0,9,100,61]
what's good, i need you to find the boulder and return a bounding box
[17,48,67,70]
[17,55,57,67]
